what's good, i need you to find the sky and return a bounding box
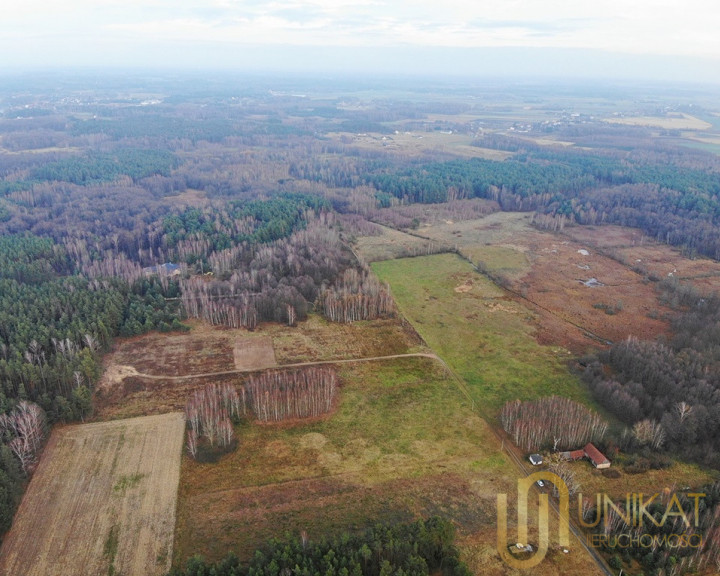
[2,0,720,83]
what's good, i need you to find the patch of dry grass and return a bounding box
[173,356,604,575]
[572,459,716,502]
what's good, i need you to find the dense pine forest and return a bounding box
[168,517,471,576]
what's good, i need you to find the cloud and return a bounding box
[1,0,719,76]
[88,1,717,57]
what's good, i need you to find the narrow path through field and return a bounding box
[113,339,612,574]
[124,352,441,381]
[427,341,614,576]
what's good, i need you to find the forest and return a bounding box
[361,151,720,258]
[583,282,720,468]
[168,517,471,576]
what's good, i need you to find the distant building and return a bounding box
[528,453,543,466]
[143,262,181,277]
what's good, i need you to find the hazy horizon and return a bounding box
[2,1,720,86]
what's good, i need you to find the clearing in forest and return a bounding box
[326,130,514,161]
[0,413,185,576]
[354,225,442,262]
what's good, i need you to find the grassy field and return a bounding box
[174,358,511,563]
[354,225,449,262]
[372,253,596,417]
[0,413,185,576]
[173,357,602,575]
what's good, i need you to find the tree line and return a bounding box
[500,396,608,453]
[319,268,394,323]
[168,516,470,576]
[246,367,337,422]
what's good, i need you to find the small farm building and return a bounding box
[528,453,543,466]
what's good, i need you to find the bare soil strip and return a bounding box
[114,352,440,381]
[0,413,185,576]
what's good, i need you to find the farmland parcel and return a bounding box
[0,413,185,576]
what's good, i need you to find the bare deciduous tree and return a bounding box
[548,460,581,498]
[676,401,693,423]
[286,304,296,327]
[500,396,608,452]
[246,367,337,422]
[184,382,243,459]
[186,428,198,459]
[1,401,47,475]
[632,419,665,450]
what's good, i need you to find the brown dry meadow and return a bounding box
[564,224,720,294]
[94,316,424,420]
[0,413,185,576]
[360,212,679,354]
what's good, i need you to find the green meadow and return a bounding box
[373,253,595,417]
